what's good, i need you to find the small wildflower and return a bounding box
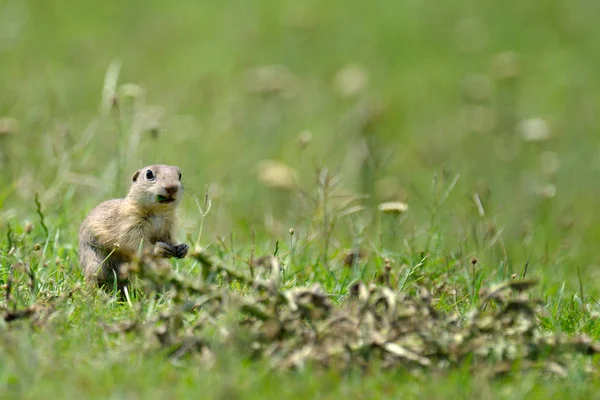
[378,201,409,214]
[257,160,297,190]
[23,221,33,234]
[490,51,520,81]
[297,130,312,148]
[333,64,369,98]
[518,117,551,142]
[384,258,392,272]
[539,184,556,199]
[0,117,18,136]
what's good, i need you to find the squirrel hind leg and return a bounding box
[79,242,127,289]
[78,241,103,281]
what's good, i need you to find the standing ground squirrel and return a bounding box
[78,164,188,290]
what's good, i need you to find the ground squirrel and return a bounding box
[78,164,188,290]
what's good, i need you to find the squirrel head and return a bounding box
[129,164,183,210]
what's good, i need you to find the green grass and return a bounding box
[2,0,600,398]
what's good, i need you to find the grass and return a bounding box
[2,0,600,398]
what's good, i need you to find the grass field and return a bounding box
[2,0,600,398]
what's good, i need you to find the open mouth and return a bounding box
[156,195,176,204]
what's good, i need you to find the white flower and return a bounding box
[518,117,551,142]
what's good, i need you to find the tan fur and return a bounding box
[78,164,188,290]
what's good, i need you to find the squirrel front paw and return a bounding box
[153,242,188,259]
[153,241,177,258]
[173,243,188,259]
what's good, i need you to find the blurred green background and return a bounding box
[2,0,600,293]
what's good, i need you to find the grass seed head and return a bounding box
[119,83,146,100]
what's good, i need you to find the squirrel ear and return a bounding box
[132,170,141,182]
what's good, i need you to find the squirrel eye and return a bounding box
[178,172,182,181]
[145,169,155,180]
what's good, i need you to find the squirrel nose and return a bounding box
[164,185,179,195]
